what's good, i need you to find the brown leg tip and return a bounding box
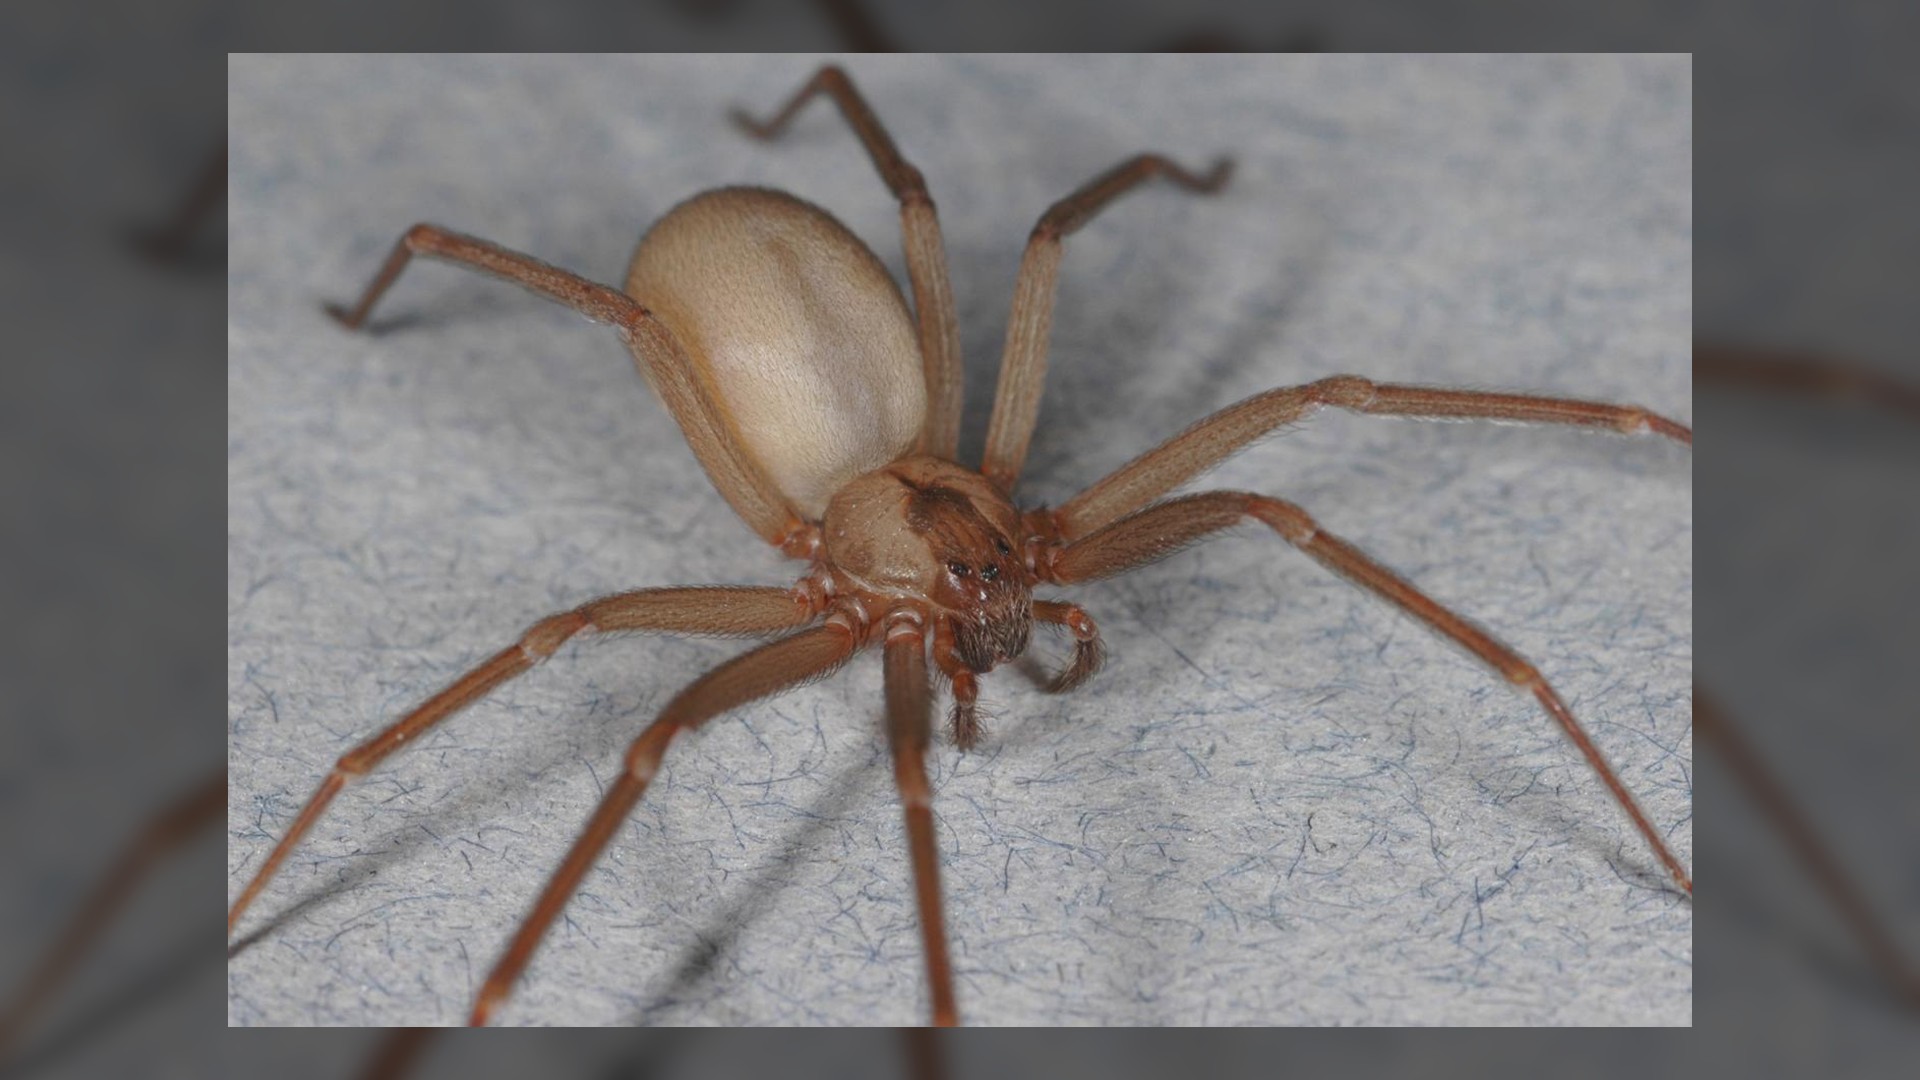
[323,302,363,330]
[728,107,772,139]
[1649,414,1692,446]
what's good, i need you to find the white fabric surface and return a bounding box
[228,54,1690,1026]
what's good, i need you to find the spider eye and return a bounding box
[980,564,1000,582]
[996,538,1013,555]
[947,561,971,578]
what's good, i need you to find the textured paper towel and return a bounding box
[227,54,1690,1026]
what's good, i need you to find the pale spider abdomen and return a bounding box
[625,186,926,519]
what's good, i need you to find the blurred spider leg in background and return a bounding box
[1697,338,1920,1011]
[1695,341,1920,420]
[127,142,227,265]
[354,1027,438,1080]
[798,0,1326,53]
[1696,690,1920,1009]
[0,772,221,1064]
[339,1027,950,1080]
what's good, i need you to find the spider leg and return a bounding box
[1039,490,1693,897]
[128,142,226,265]
[883,613,959,1025]
[1055,377,1690,540]
[980,152,1233,492]
[469,621,863,1025]
[0,773,222,1060]
[1695,342,1920,1008]
[324,224,804,549]
[901,1027,953,1080]
[733,65,964,459]
[353,1027,437,1080]
[226,586,814,936]
[1695,340,1920,419]
[1697,689,1920,1009]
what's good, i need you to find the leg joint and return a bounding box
[1054,603,1098,641]
[1245,495,1319,544]
[1310,375,1379,409]
[402,222,443,251]
[521,610,591,661]
[1615,406,1653,435]
[885,606,928,644]
[791,563,838,616]
[1022,507,1067,582]
[1029,217,1066,246]
[1503,658,1544,688]
[777,520,824,560]
[824,596,873,642]
[893,164,932,204]
[814,64,851,91]
[624,722,677,781]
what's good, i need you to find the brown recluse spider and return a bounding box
[226,63,1693,1027]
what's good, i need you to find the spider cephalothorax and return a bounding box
[820,456,1035,744]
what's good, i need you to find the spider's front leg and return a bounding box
[1029,491,1694,897]
[1054,378,1690,540]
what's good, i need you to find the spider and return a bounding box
[227,57,1692,1026]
